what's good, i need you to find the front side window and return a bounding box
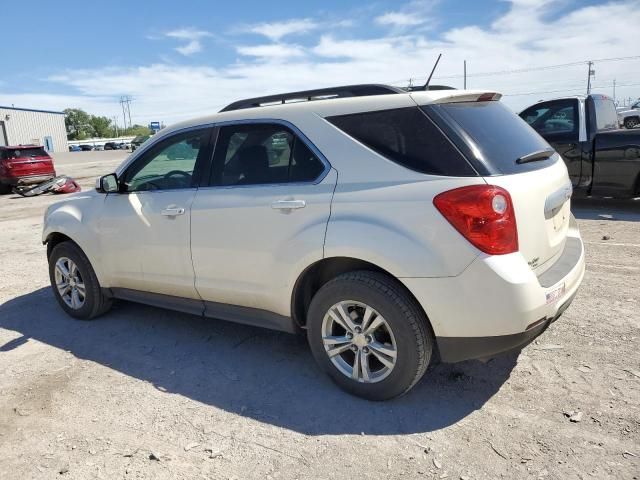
[520,100,578,136]
[122,128,210,192]
[211,123,325,186]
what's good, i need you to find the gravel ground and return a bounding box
[0,151,638,480]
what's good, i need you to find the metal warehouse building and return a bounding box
[0,106,67,153]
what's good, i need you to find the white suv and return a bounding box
[43,85,585,400]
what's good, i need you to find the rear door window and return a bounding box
[326,107,476,176]
[429,101,556,174]
[210,123,326,186]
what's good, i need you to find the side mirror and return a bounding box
[96,173,119,193]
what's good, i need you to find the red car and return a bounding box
[0,145,56,194]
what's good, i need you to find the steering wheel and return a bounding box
[164,170,192,180]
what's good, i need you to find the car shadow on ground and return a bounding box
[572,197,640,222]
[0,287,518,436]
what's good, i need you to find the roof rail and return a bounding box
[220,84,405,112]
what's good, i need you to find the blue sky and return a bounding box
[1,0,638,124]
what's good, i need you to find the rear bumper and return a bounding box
[436,289,577,362]
[401,221,585,362]
[0,174,56,186]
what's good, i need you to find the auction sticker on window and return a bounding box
[546,283,566,305]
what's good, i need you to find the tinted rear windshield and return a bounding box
[1,147,49,159]
[326,107,476,176]
[426,101,556,174]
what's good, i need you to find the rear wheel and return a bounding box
[48,241,112,320]
[306,271,433,400]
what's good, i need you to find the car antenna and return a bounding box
[422,53,442,90]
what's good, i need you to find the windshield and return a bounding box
[426,101,556,174]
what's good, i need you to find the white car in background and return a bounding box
[42,84,585,400]
[618,101,640,129]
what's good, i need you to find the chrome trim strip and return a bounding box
[544,179,573,219]
[578,99,587,142]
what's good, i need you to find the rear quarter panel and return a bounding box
[325,177,483,278]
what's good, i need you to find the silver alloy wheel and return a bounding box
[321,300,397,383]
[54,257,86,310]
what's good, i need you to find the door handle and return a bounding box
[271,200,306,210]
[161,207,185,216]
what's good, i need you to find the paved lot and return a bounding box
[0,151,638,479]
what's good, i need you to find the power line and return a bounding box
[503,81,640,97]
[388,55,640,83]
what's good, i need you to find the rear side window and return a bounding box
[326,107,476,176]
[211,123,326,186]
[432,101,555,174]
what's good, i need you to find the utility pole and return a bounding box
[586,61,595,95]
[112,116,119,137]
[119,96,133,131]
[613,79,616,103]
[464,60,467,89]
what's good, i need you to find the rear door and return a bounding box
[190,121,335,318]
[520,99,583,187]
[426,100,572,274]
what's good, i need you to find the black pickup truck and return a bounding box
[520,94,640,198]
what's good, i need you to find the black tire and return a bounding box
[624,117,639,129]
[48,241,112,320]
[306,271,433,400]
[0,182,11,194]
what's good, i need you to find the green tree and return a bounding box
[124,124,152,136]
[89,116,112,138]
[64,108,95,140]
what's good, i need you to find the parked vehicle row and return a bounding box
[68,142,131,152]
[44,84,585,399]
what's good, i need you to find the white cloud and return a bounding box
[246,18,317,41]
[375,12,425,27]
[237,43,305,58]
[4,1,639,124]
[165,27,212,56]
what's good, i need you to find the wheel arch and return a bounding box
[45,231,77,259]
[290,256,437,345]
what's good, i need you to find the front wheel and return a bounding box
[624,117,639,129]
[48,241,112,320]
[307,271,433,400]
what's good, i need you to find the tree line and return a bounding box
[64,108,152,140]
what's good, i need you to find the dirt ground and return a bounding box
[0,151,638,480]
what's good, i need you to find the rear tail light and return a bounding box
[433,185,518,255]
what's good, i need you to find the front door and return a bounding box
[190,122,336,318]
[98,127,213,298]
[520,99,583,186]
